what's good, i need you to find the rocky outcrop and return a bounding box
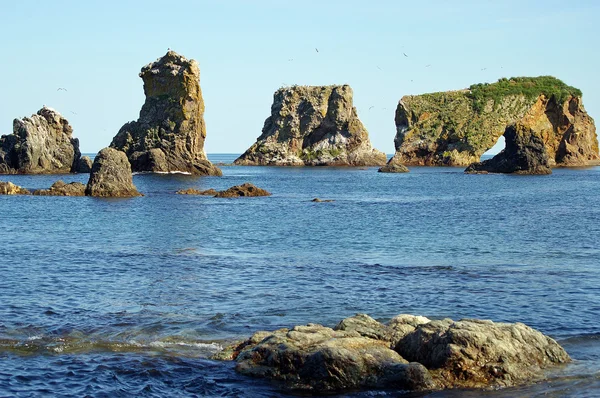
[214,183,270,198]
[0,107,81,174]
[77,156,93,173]
[234,85,387,166]
[33,181,86,196]
[214,314,570,394]
[85,148,141,197]
[110,51,221,176]
[385,77,598,168]
[0,181,30,195]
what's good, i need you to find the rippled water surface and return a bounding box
[1,154,600,397]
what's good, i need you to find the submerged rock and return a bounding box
[215,314,570,394]
[396,318,570,389]
[0,181,30,195]
[33,181,86,196]
[85,148,141,197]
[176,188,218,195]
[378,162,410,173]
[110,51,221,176]
[234,85,387,166]
[214,183,271,198]
[384,77,598,169]
[0,107,81,174]
[77,156,93,173]
[311,198,334,202]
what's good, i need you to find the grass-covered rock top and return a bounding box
[468,76,582,113]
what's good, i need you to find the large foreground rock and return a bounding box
[0,181,30,195]
[33,181,86,196]
[234,324,434,392]
[85,148,141,197]
[0,107,81,174]
[384,76,598,169]
[396,318,570,389]
[110,51,221,176]
[234,85,387,166]
[214,314,570,394]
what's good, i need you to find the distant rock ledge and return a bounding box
[213,314,570,394]
[234,85,387,166]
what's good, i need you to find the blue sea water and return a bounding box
[1,154,600,397]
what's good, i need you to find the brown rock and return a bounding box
[235,85,387,166]
[85,148,142,197]
[378,162,410,173]
[110,51,221,176]
[214,183,271,198]
[33,180,86,196]
[176,188,219,195]
[77,156,93,173]
[0,181,30,195]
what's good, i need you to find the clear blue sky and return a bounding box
[1,0,598,155]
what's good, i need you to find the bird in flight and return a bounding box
[403,53,408,57]
[57,88,67,92]
[70,111,78,115]
[425,64,431,67]
[369,106,375,110]
[376,65,382,71]
[481,68,487,71]
[315,48,319,53]
[288,59,294,61]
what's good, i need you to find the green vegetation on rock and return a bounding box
[468,76,582,113]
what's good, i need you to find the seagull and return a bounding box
[315,48,319,53]
[70,111,78,115]
[288,59,294,61]
[403,52,408,57]
[376,65,382,71]
[425,64,431,67]
[369,106,375,110]
[481,68,487,71]
[57,88,67,92]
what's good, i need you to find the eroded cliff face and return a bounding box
[0,107,81,174]
[234,85,386,166]
[111,51,221,176]
[385,77,598,168]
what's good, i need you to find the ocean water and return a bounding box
[1,154,600,397]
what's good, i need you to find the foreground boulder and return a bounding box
[214,183,270,198]
[0,107,81,174]
[396,318,570,389]
[0,181,30,195]
[384,76,598,169]
[33,181,86,196]
[214,314,570,394]
[233,324,435,392]
[110,51,221,176]
[85,148,141,197]
[234,85,387,166]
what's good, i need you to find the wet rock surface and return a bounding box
[33,181,86,196]
[0,181,30,195]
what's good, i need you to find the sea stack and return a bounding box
[85,148,141,197]
[383,76,598,172]
[110,51,221,176]
[0,107,82,174]
[234,85,387,166]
